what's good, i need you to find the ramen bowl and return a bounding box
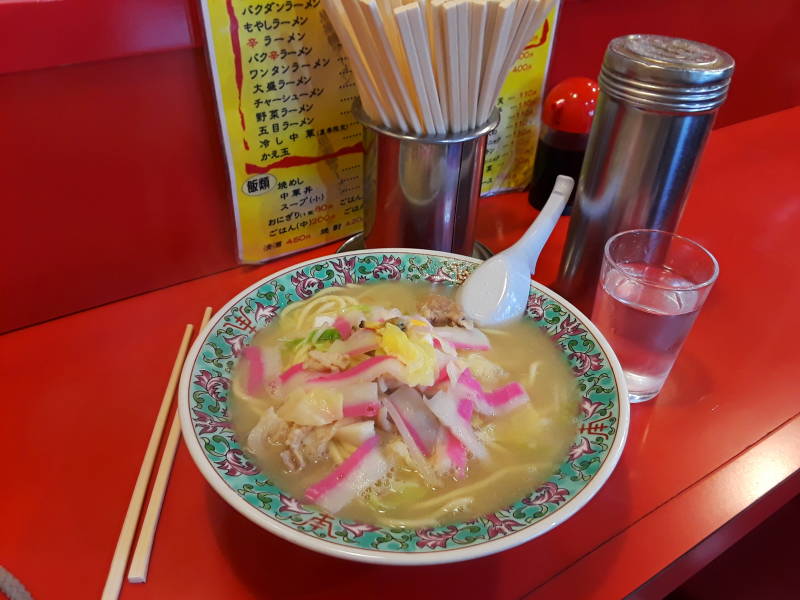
[178,249,629,565]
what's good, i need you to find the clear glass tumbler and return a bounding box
[591,229,719,402]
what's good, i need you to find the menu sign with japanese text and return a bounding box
[202,0,364,263]
[201,0,557,263]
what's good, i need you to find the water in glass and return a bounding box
[592,262,701,401]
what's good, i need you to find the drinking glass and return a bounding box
[592,229,719,402]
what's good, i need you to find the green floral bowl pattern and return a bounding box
[178,249,629,565]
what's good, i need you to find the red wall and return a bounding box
[547,0,800,129]
[1,0,798,333]
[0,0,200,74]
[0,49,237,333]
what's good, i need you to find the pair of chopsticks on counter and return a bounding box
[101,307,213,600]
[323,0,552,135]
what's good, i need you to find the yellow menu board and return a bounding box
[201,1,558,263]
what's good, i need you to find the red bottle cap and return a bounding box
[541,77,600,134]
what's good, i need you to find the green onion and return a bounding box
[315,328,342,343]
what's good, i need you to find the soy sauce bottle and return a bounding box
[529,77,599,215]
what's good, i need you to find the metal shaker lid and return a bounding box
[600,34,735,113]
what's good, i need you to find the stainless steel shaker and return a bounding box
[353,100,499,256]
[556,35,734,313]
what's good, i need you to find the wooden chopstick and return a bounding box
[323,0,393,127]
[467,0,487,129]
[360,0,424,134]
[378,0,417,97]
[323,0,400,127]
[429,0,451,129]
[345,0,410,130]
[126,307,213,583]
[443,0,462,133]
[477,0,517,123]
[101,323,195,600]
[456,0,471,131]
[407,2,447,134]
[395,4,437,134]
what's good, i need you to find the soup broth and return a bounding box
[231,281,579,528]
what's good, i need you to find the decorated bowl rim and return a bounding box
[178,248,630,565]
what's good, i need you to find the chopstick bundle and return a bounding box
[323,0,552,135]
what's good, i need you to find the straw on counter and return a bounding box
[323,0,552,135]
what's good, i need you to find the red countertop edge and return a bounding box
[524,413,800,600]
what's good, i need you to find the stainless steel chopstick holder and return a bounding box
[354,100,500,256]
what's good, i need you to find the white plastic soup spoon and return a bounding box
[458,175,575,326]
